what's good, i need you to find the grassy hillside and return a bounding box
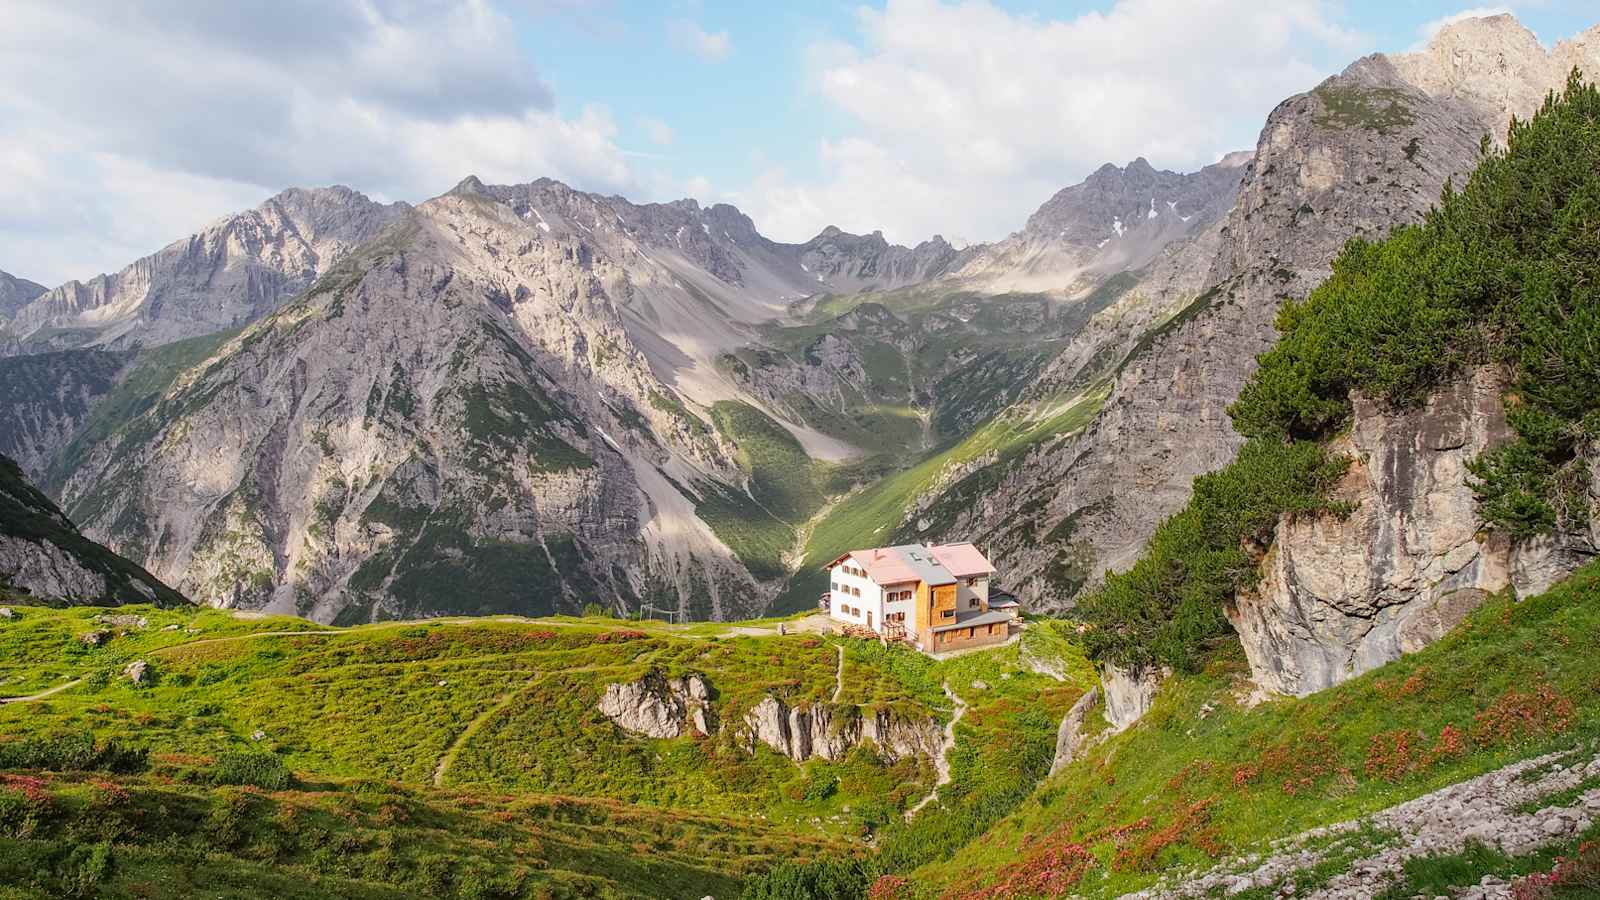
[912,563,1600,898]
[0,605,1088,899]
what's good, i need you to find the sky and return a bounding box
[0,0,1595,286]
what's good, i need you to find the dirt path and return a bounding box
[433,676,543,787]
[0,678,84,705]
[906,681,968,820]
[158,629,336,652]
[721,612,834,638]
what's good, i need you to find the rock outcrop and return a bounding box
[1048,685,1101,776]
[597,671,714,739]
[0,452,184,607]
[1101,663,1166,731]
[742,695,941,763]
[1228,369,1596,696]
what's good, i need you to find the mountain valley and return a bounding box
[4,11,1600,900]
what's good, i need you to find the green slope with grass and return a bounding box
[0,605,1088,899]
[763,562,1600,899]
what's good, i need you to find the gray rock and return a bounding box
[0,453,181,607]
[1049,685,1101,776]
[5,187,409,356]
[0,607,12,620]
[1102,662,1166,730]
[909,15,1600,617]
[123,659,148,685]
[741,694,941,763]
[597,671,713,740]
[1230,368,1596,696]
[0,269,46,321]
[78,629,111,647]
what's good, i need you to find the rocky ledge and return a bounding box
[597,670,715,739]
[742,696,942,764]
[1129,744,1600,898]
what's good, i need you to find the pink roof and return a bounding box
[929,542,995,578]
[823,548,920,585]
[850,548,921,585]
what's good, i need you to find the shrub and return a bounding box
[0,731,146,774]
[57,842,113,900]
[740,858,870,900]
[213,751,293,790]
[1079,440,1348,673]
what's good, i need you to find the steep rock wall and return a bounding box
[1229,369,1596,696]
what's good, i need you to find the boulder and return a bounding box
[78,629,111,647]
[0,607,13,620]
[124,659,148,685]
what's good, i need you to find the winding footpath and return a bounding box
[0,678,84,704]
[905,681,968,820]
[432,676,543,787]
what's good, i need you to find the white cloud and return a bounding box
[0,0,640,284]
[738,0,1367,247]
[1411,7,1515,50]
[669,20,732,61]
[641,116,676,146]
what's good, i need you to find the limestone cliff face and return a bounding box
[742,695,941,763]
[5,187,409,355]
[923,17,1597,613]
[1229,370,1596,697]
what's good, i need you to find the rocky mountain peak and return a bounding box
[1389,12,1600,142]
[4,185,410,355]
[940,151,1246,294]
[0,269,47,321]
[449,174,487,195]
